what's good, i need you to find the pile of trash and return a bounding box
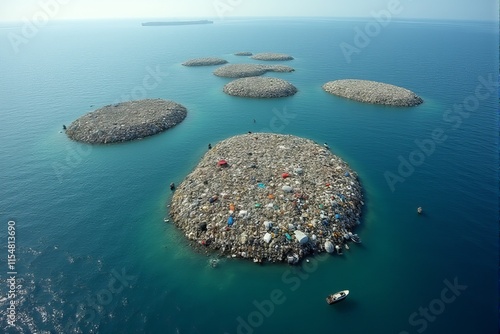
[234,52,253,56]
[169,133,364,264]
[213,64,294,78]
[223,77,298,98]
[250,53,294,61]
[182,57,228,66]
[65,99,187,144]
[322,79,424,107]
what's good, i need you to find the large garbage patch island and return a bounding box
[169,133,364,264]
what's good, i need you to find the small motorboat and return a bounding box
[335,245,343,255]
[326,290,349,304]
[417,207,422,214]
[324,143,330,149]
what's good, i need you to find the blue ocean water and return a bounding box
[0,18,498,333]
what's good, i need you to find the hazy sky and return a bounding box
[0,0,497,21]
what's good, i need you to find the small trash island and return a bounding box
[182,57,228,66]
[214,64,294,78]
[234,51,253,56]
[169,133,364,264]
[250,53,294,61]
[223,77,298,98]
[322,79,423,107]
[65,99,187,144]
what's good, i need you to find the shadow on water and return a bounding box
[327,298,359,313]
[416,211,427,218]
[349,242,366,251]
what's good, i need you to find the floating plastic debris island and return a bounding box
[169,133,364,264]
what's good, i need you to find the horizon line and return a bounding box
[0,16,498,23]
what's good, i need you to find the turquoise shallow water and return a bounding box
[0,18,498,333]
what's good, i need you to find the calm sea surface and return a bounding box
[0,18,498,333]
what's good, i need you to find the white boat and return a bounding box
[326,290,349,304]
[335,245,343,255]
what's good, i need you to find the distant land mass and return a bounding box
[141,20,213,26]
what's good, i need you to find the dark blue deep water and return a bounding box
[0,18,498,333]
